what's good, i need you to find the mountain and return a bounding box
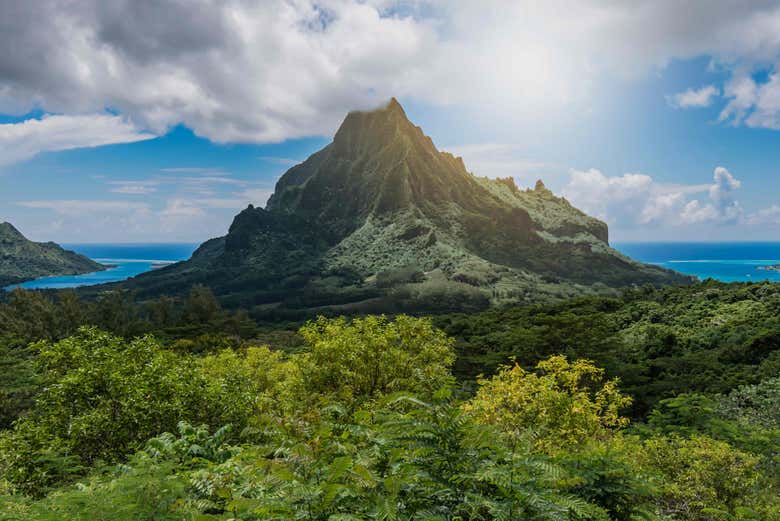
[0,222,105,287]
[122,99,692,316]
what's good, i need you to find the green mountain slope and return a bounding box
[123,99,692,315]
[0,222,105,287]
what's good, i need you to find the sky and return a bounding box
[3,1,780,243]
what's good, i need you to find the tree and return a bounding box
[183,284,223,325]
[463,355,631,452]
[0,328,217,495]
[642,434,770,520]
[297,315,455,405]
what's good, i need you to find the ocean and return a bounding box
[4,243,199,290]
[5,242,780,290]
[614,242,780,283]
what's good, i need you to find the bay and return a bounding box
[4,243,198,290]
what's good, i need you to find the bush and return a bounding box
[0,328,230,495]
[464,355,631,452]
[297,315,455,405]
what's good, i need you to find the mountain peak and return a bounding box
[337,97,410,131]
[384,97,406,116]
[328,96,434,165]
[0,222,24,240]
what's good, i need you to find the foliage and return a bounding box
[464,356,631,452]
[0,291,780,518]
[2,397,617,521]
[0,287,259,427]
[297,315,455,405]
[0,328,249,495]
[556,435,657,521]
[719,375,780,430]
[436,281,780,414]
[641,434,775,520]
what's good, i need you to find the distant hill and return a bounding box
[0,222,105,288]
[122,99,692,317]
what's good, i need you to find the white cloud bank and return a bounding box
[668,85,720,108]
[3,1,780,147]
[0,114,153,166]
[561,165,776,228]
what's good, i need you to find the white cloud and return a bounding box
[444,143,554,184]
[741,72,780,129]
[745,205,780,225]
[14,177,278,241]
[720,75,759,124]
[0,113,154,166]
[563,166,746,228]
[159,167,225,174]
[640,192,686,224]
[258,156,302,166]
[108,180,159,194]
[563,169,659,224]
[4,1,780,145]
[668,85,719,108]
[163,189,274,214]
[17,196,246,241]
[239,188,275,207]
[17,199,151,216]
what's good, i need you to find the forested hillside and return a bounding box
[0,282,778,519]
[0,223,104,287]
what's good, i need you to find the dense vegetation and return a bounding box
[436,280,780,415]
[0,281,778,519]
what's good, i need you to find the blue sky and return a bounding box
[3,1,780,243]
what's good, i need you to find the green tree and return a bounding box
[0,328,218,494]
[464,355,631,452]
[642,434,772,520]
[183,284,224,325]
[297,315,455,405]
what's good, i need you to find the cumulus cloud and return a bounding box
[708,166,742,217]
[720,71,780,129]
[0,0,436,144]
[668,85,719,108]
[0,113,154,166]
[563,169,659,224]
[4,1,780,147]
[563,166,747,227]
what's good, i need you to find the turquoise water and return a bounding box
[614,242,780,283]
[5,242,780,290]
[4,244,198,290]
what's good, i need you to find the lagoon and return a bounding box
[614,242,780,283]
[4,243,198,290]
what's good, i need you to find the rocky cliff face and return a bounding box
[123,99,692,316]
[0,222,105,287]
